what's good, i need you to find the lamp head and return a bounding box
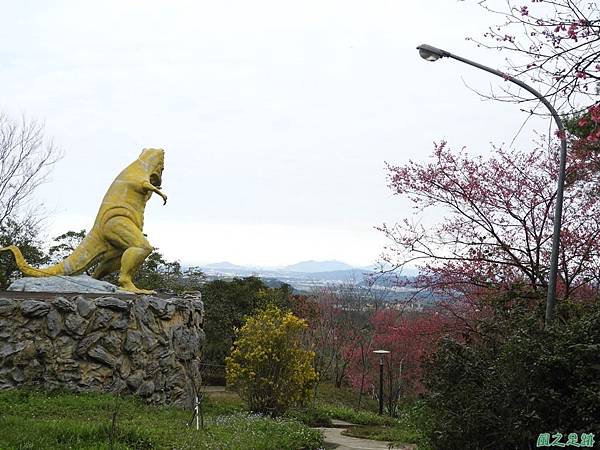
[373,350,390,355]
[417,44,450,62]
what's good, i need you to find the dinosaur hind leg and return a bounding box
[93,254,122,280]
[119,247,154,294]
[103,217,155,295]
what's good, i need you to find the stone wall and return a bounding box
[0,293,204,406]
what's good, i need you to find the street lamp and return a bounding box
[373,349,390,415]
[416,44,567,326]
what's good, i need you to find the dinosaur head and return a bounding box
[139,148,165,188]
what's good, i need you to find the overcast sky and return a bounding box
[1,0,551,267]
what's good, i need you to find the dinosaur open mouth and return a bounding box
[150,172,162,188]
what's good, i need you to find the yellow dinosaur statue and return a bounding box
[0,148,167,294]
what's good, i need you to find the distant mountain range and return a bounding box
[195,260,436,304]
[197,259,420,292]
[202,260,367,274]
[201,260,419,277]
[193,260,434,303]
[203,261,248,270]
[283,260,354,273]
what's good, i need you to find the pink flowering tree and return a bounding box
[380,141,600,313]
[468,0,599,109]
[467,1,599,148]
[346,308,454,414]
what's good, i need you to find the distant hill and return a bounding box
[284,260,354,273]
[196,260,426,301]
[197,260,420,280]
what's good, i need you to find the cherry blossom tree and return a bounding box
[468,0,599,109]
[346,308,454,414]
[380,141,600,309]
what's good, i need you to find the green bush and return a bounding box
[422,300,600,449]
[202,277,293,376]
[226,305,317,416]
[285,406,332,427]
[391,401,434,450]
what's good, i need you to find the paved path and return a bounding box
[315,421,415,450]
[317,427,394,449]
[199,385,227,392]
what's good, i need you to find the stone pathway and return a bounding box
[316,419,415,450]
[318,427,392,449]
[199,385,227,392]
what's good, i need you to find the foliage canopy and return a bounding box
[422,299,600,449]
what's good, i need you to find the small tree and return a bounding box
[0,218,48,288]
[48,229,86,264]
[132,249,183,292]
[225,305,317,416]
[0,112,60,226]
[300,285,374,391]
[202,278,292,372]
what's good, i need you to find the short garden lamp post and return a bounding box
[373,349,390,415]
[416,44,568,326]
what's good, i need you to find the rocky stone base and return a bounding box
[0,293,204,406]
[8,274,130,294]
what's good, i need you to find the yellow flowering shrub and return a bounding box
[225,305,318,416]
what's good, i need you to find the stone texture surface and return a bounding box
[0,293,204,406]
[8,275,131,294]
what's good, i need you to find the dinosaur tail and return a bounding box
[1,233,105,277]
[0,245,65,277]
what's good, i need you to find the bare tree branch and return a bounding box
[0,113,61,227]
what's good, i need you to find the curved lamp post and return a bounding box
[373,349,390,415]
[416,44,567,325]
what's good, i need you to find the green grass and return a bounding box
[0,383,430,449]
[202,391,246,415]
[343,424,420,443]
[313,383,378,410]
[314,404,397,426]
[281,383,385,427]
[0,389,323,450]
[285,406,332,427]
